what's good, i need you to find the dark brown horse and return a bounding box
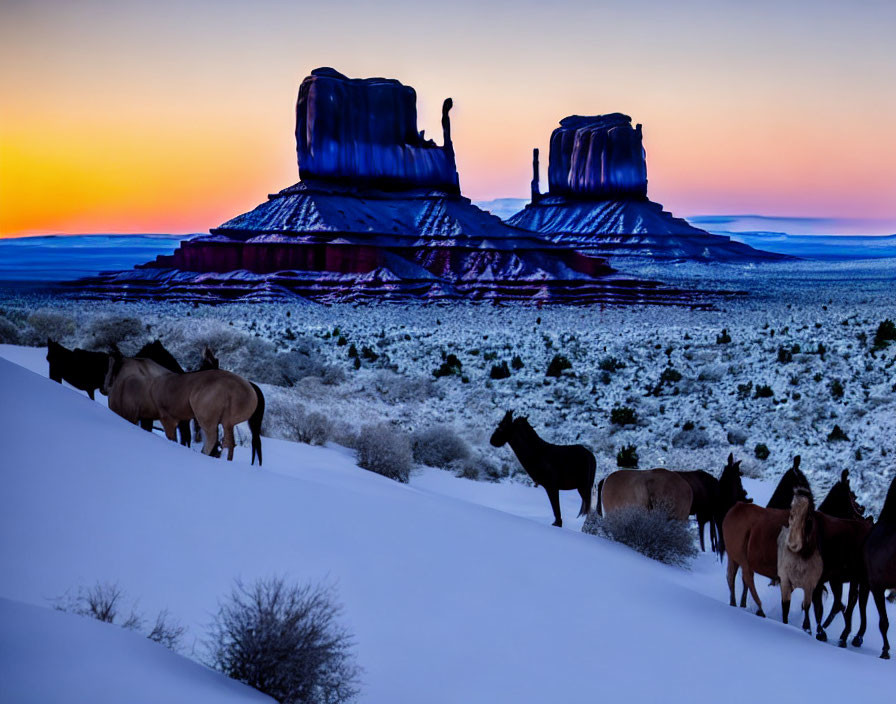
[136,340,192,447]
[675,470,719,552]
[767,455,810,509]
[490,410,595,527]
[814,469,872,648]
[864,474,896,659]
[46,339,109,400]
[715,454,752,556]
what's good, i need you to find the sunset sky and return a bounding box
[1,0,895,237]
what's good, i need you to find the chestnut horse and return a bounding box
[599,468,693,521]
[864,474,896,659]
[490,410,595,527]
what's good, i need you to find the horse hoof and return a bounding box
[881,652,890,660]
[851,636,863,647]
[837,639,847,648]
[816,631,827,643]
[756,610,765,618]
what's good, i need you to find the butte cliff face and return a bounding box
[75,73,734,305]
[509,114,789,263]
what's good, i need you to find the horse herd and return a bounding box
[46,339,264,464]
[490,410,896,660]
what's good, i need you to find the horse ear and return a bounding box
[793,455,801,470]
[841,469,849,482]
[727,452,734,464]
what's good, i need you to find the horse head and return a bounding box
[103,345,124,395]
[489,410,514,447]
[46,338,66,383]
[721,453,751,505]
[786,488,817,556]
[200,346,220,371]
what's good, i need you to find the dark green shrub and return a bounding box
[716,329,732,344]
[754,443,770,460]
[873,319,896,348]
[616,444,639,468]
[830,379,844,399]
[599,356,625,372]
[610,406,638,426]
[827,425,849,442]
[546,354,572,377]
[511,355,524,370]
[490,361,511,380]
[754,385,773,399]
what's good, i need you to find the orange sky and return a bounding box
[2,0,895,237]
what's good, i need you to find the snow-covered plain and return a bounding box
[1,346,894,703]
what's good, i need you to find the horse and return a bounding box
[714,454,752,556]
[489,410,595,527]
[777,489,823,635]
[864,474,896,659]
[46,339,109,400]
[194,346,264,466]
[135,340,192,447]
[766,455,810,509]
[105,352,262,463]
[675,470,719,552]
[815,469,872,647]
[599,468,693,522]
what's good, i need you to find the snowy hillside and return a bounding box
[0,350,893,703]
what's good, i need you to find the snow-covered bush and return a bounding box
[373,371,434,402]
[583,504,697,566]
[81,313,146,352]
[726,428,748,446]
[671,427,711,449]
[207,577,360,704]
[356,423,412,483]
[24,308,76,345]
[52,581,184,652]
[0,315,21,344]
[411,425,470,469]
[263,394,330,446]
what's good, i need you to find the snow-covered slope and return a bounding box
[0,352,893,703]
[0,598,272,704]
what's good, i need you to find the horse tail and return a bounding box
[580,453,597,517]
[249,382,264,467]
[596,478,605,517]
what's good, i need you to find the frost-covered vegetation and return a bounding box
[583,504,698,566]
[1,259,894,510]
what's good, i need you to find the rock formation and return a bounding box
[76,73,734,305]
[509,114,789,263]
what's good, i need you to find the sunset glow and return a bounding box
[1,0,895,237]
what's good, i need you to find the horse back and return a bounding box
[863,522,896,589]
[817,514,873,580]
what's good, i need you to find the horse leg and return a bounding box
[838,582,859,647]
[160,416,179,442]
[697,518,706,552]
[88,388,95,401]
[872,588,890,659]
[726,558,739,607]
[740,576,748,609]
[545,487,562,527]
[577,485,590,517]
[822,580,844,629]
[812,584,827,642]
[800,586,813,634]
[199,422,218,456]
[192,419,202,443]
[780,577,792,625]
[139,418,154,432]
[742,567,764,617]
[852,582,869,647]
[222,424,235,461]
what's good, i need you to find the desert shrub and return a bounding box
[25,308,77,345]
[776,346,793,364]
[545,354,572,377]
[727,428,748,446]
[347,344,358,358]
[489,361,511,379]
[830,379,844,399]
[736,381,753,399]
[697,364,726,382]
[754,443,770,460]
[598,356,625,372]
[610,406,638,426]
[208,577,360,704]
[511,355,524,370]
[659,367,682,384]
[616,444,639,468]
[716,329,732,344]
[263,395,329,446]
[582,503,697,566]
[360,346,378,362]
[672,428,710,449]
[81,314,145,351]
[356,423,412,482]
[0,315,21,344]
[827,425,850,442]
[373,371,433,402]
[754,384,774,399]
[873,319,896,348]
[411,425,470,469]
[53,581,184,652]
[433,353,462,378]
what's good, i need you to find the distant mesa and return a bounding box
[509,114,790,263]
[78,69,711,306]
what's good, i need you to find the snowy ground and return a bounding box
[0,346,894,703]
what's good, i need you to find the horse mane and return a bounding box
[767,456,811,509]
[818,470,865,519]
[136,340,184,374]
[878,474,896,524]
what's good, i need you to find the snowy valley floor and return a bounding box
[0,346,894,703]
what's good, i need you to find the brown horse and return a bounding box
[777,489,823,634]
[105,352,259,461]
[864,474,896,659]
[489,411,595,527]
[599,468,693,521]
[675,470,719,552]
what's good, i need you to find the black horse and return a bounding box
[713,453,752,556]
[863,474,896,659]
[46,339,109,400]
[675,470,720,552]
[135,340,192,447]
[766,455,810,509]
[490,410,595,527]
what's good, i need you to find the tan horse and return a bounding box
[149,369,257,459]
[777,490,823,634]
[598,468,693,521]
[105,352,258,460]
